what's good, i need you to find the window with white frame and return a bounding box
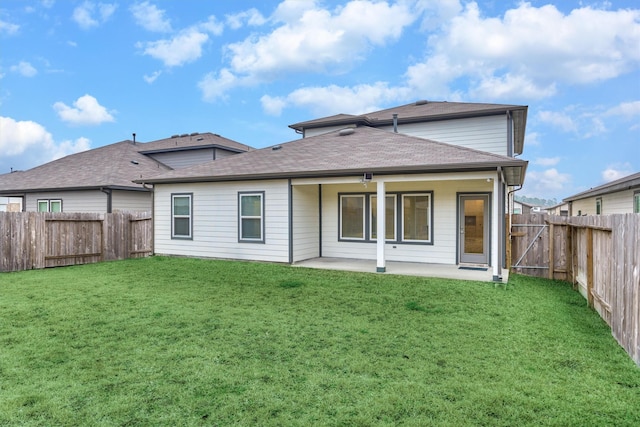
[239,192,264,242]
[37,199,62,212]
[596,197,602,215]
[402,194,431,242]
[340,194,365,240]
[339,192,432,244]
[634,191,640,214]
[171,194,192,239]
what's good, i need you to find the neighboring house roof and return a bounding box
[0,132,253,195]
[138,126,528,186]
[137,132,253,154]
[563,172,640,202]
[289,100,528,155]
[0,141,171,194]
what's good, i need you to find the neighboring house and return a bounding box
[140,101,529,281]
[0,197,21,212]
[563,172,640,216]
[513,200,539,214]
[545,202,569,216]
[0,133,252,213]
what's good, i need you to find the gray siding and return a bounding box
[292,184,320,262]
[26,190,107,213]
[571,189,637,215]
[382,115,508,156]
[147,148,215,169]
[154,180,290,262]
[112,190,152,212]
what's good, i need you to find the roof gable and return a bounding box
[141,126,527,185]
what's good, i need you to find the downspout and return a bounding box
[507,184,524,272]
[506,111,513,157]
[100,187,112,213]
[288,178,293,264]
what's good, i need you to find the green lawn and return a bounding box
[1,257,639,426]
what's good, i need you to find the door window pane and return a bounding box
[340,195,365,239]
[402,195,430,241]
[463,199,484,254]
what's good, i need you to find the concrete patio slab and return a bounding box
[293,257,509,283]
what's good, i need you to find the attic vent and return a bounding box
[131,160,139,165]
[190,132,199,136]
[171,134,180,138]
[180,133,188,137]
[196,137,204,141]
[415,100,429,105]
[339,128,355,136]
[272,145,282,151]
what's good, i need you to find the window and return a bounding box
[596,197,602,215]
[371,195,396,240]
[340,195,365,240]
[338,192,433,244]
[171,194,192,239]
[37,199,62,212]
[634,192,640,214]
[239,192,264,242]
[402,194,431,242]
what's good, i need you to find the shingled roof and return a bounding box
[563,171,640,202]
[289,100,528,155]
[137,132,253,154]
[138,126,528,186]
[0,141,171,194]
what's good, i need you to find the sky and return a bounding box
[0,0,638,201]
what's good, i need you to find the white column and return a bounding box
[492,174,501,281]
[376,180,386,273]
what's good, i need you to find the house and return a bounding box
[563,172,640,215]
[545,202,569,216]
[0,133,252,213]
[139,100,529,281]
[513,200,539,214]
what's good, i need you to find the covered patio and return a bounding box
[294,257,509,283]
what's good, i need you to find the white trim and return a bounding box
[376,180,386,272]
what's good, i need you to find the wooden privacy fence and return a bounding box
[0,211,152,273]
[510,213,640,365]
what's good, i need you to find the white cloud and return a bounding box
[524,131,541,147]
[199,69,239,102]
[406,2,640,101]
[53,94,115,126]
[0,18,20,35]
[605,101,640,119]
[260,82,411,117]
[50,137,91,161]
[72,1,117,29]
[524,168,572,198]
[10,61,37,77]
[414,0,462,31]
[0,116,91,172]
[139,29,209,67]
[137,16,222,67]
[200,0,416,101]
[130,1,172,32]
[534,157,560,167]
[0,116,54,156]
[601,164,635,182]
[537,110,578,133]
[143,70,162,84]
[226,8,266,30]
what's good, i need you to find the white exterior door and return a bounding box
[459,194,490,265]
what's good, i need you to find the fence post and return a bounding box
[548,222,554,280]
[586,227,594,308]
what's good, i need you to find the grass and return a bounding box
[1,257,639,426]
